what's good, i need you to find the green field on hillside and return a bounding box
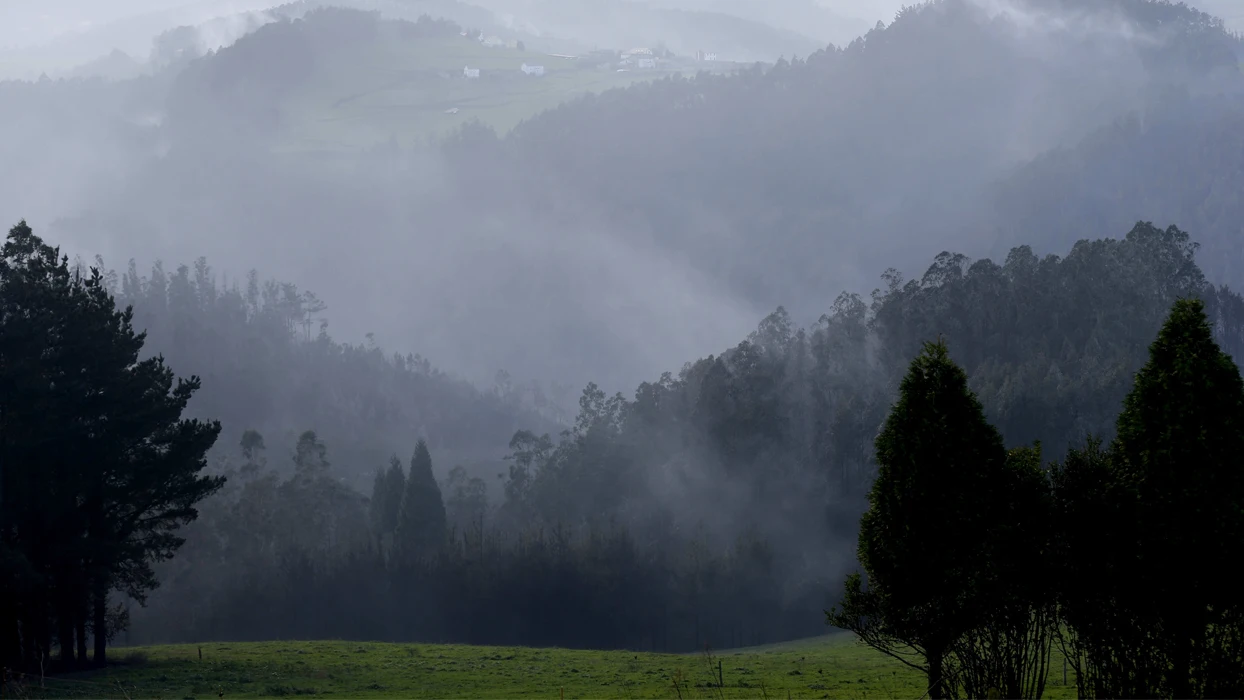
[278,36,705,151]
[11,635,1081,699]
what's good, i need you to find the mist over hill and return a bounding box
[8,0,1244,665]
[6,0,1242,403]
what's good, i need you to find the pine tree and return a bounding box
[1110,298,1244,697]
[0,221,223,669]
[827,340,1008,699]
[369,456,405,538]
[393,440,447,562]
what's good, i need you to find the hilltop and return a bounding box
[164,7,742,151]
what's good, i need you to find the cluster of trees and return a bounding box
[129,425,826,650]
[0,222,222,672]
[87,248,557,491]
[832,298,1244,698]
[118,220,1244,662]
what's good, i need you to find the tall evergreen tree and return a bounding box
[827,340,1008,699]
[393,440,447,562]
[1111,298,1244,698]
[369,456,406,538]
[0,221,223,670]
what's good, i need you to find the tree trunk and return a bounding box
[75,609,87,665]
[92,584,107,667]
[927,645,947,700]
[57,593,75,667]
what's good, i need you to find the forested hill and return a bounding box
[17,0,1244,401]
[82,254,561,490]
[987,90,1244,290]
[124,221,1244,648]
[493,221,1244,543]
[440,0,1241,318]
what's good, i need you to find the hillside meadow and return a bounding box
[276,35,710,152]
[8,635,1080,699]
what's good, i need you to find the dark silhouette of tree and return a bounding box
[828,340,1008,699]
[0,221,222,670]
[369,456,406,543]
[952,443,1056,700]
[393,440,447,562]
[1113,299,1244,697]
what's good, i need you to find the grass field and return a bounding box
[276,36,705,152]
[11,634,1082,699]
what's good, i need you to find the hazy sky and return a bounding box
[4,1,902,50]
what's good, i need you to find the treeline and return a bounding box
[0,223,222,672]
[125,221,1244,659]
[92,251,557,489]
[832,295,1244,698]
[989,90,1244,291]
[133,429,825,650]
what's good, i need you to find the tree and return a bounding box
[1109,298,1244,697]
[827,340,1008,699]
[1051,437,1160,698]
[0,221,222,669]
[393,440,446,562]
[952,443,1055,700]
[443,465,487,532]
[369,456,406,539]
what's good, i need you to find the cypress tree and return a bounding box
[368,456,405,538]
[827,340,1008,699]
[1111,298,1244,697]
[393,440,447,562]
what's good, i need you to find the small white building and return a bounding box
[637,57,656,69]
[481,35,505,48]
[463,66,480,78]
[520,63,545,76]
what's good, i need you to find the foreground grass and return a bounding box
[13,635,1082,699]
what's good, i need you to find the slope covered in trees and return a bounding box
[988,90,1244,291]
[24,0,1244,399]
[443,0,1243,318]
[90,253,560,489]
[116,220,1244,655]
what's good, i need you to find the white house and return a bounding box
[637,57,656,69]
[481,35,505,48]
[521,63,545,76]
[463,66,480,78]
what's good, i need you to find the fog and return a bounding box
[4,0,1244,655]
[3,0,1239,398]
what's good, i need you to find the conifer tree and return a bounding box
[1,221,222,669]
[393,440,447,562]
[369,456,406,538]
[1111,298,1244,697]
[827,340,1008,699]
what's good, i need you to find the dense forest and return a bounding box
[8,217,1237,655]
[6,214,1244,699]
